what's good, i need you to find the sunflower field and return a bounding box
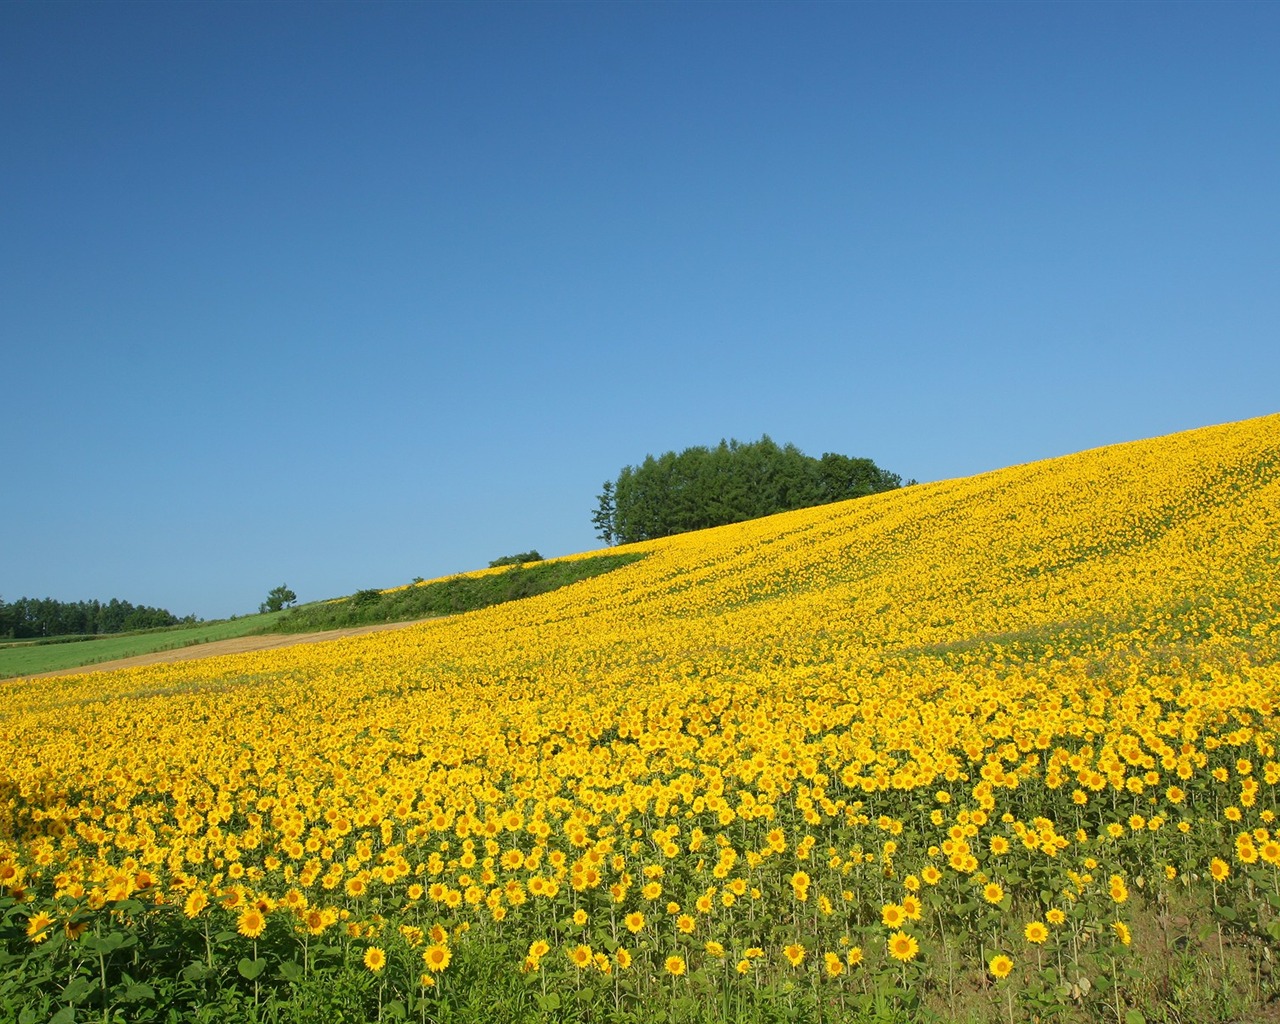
[2,414,1280,1024]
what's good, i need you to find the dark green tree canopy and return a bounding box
[591,481,616,546]
[0,595,191,639]
[595,436,904,545]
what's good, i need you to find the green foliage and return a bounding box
[0,878,927,1023]
[260,584,299,614]
[0,594,191,640]
[602,437,904,545]
[262,553,647,634]
[4,883,1273,1023]
[592,481,616,546]
[489,551,544,568]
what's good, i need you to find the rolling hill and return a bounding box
[2,412,1278,1023]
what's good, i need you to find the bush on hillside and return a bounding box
[488,550,543,567]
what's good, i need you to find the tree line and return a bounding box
[592,435,908,546]
[0,596,193,639]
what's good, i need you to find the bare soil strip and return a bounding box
[21,619,435,680]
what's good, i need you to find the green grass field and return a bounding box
[0,612,286,678]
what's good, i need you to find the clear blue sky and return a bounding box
[3,1,1278,620]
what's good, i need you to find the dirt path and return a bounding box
[22,619,435,680]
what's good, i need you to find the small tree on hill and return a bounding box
[260,584,297,613]
[592,481,616,545]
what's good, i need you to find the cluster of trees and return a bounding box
[0,596,193,639]
[593,435,907,545]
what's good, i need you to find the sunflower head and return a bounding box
[887,930,919,963]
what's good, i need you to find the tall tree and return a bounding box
[591,481,616,545]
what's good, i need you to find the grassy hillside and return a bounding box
[1,413,1278,1023]
[261,551,647,634]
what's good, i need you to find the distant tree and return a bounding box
[260,584,298,613]
[0,594,183,638]
[592,481,616,545]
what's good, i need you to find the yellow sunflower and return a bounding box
[236,907,267,939]
[422,943,451,973]
[887,931,919,963]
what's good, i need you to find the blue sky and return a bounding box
[3,1,1278,620]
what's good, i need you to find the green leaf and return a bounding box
[1124,1012,1147,1024]
[62,977,95,1003]
[106,926,135,952]
[87,929,135,952]
[122,981,156,1002]
[181,961,212,982]
[39,929,67,955]
[49,1009,76,1024]
[1215,905,1239,922]
[237,957,266,980]
[276,959,304,982]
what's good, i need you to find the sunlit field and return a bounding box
[3,414,1279,1023]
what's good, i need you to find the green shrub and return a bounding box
[487,550,543,568]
